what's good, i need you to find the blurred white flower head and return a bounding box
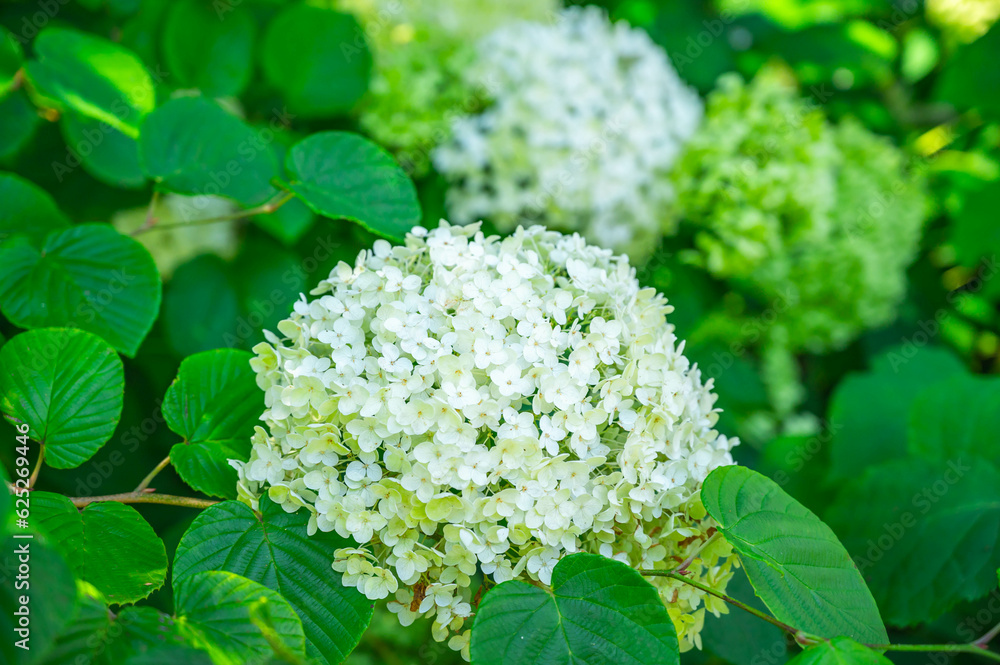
[433,7,702,260]
[234,221,738,656]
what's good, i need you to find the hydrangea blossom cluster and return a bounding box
[234,222,738,656]
[111,194,238,278]
[669,69,928,356]
[334,0,558,176]
[433,7,702,260]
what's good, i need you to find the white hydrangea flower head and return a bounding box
[111,194,238,278]
[432,7,702,261]
[334,0,559,176]
[234,222,739,655]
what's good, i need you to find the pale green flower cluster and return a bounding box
[335,0,558,176]
[670,70,928,356]
[233,222,739,657]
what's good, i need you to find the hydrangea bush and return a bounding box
[334,0,558,176]
[434,7,702,260]
[235,222,738,655]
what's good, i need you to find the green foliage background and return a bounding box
[1,0,1000,664]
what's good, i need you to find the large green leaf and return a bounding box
[0,91,40,162]
[0,172,70,244]
[787,638,893,665]
[163,0,255,97]
[139,97,280,207]
[702,465,887,643]
[174,571,306,665]
[95,607,189,665]
[39,582,112,665]
[163,349,262,498]
[261,5,370,117]
[31,493,168,605]
[0,224,161,356]
[908,374,1000,467]
[61,114,146,189]
[0,26,22,96]
[826,457,1000,627]
[936,22,1000,118]
[285,132,421,241]
[826,346,964,482]
[173,496,371,664]
[470,552,679,665]
[163,255,241,357]
[0,329,124,468]
[0,536,78,665]
[123,647,214,665]
[25,27,154,137]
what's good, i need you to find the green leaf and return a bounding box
[950,181,1000,267]
[286,132,420,241]
[470,552,679,665]
[702,465,887,644]
[261,5,370,117]
[81,502,168,604]
[30,493,168,605]
[174,496,371,664]
[139,97,280,207]
[39,582,113,665]
[0,536,78,665]
[826,346,965,482]
[25,27,154,137]
[163,349,262,499]
[163,0,255,97]
[700,568,786,665]
[908,374,1000,467]
[0,224,161,356]
[234,237,307,339]
[0,91,40,161]
[61,114,146,189]
[174,570,306,665]
[0,27,23,96]
[96,607,189,665]
[937,23,1000,118]
[787,638,893,665]
[163,255,241,357]
[827,457,1000,626]
[123,647,214,665]
[0,328,124,468]
[0,172,71,244]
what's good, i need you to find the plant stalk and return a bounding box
[70,491,217,509]
[134,456,171,492]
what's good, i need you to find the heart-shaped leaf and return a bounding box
[25,27,154,137]
[0,172,70,244]
[139,97,280,207]
[174,495,372,664]
[0,224,161,356]
[31,493,168,605]
[163,349,262,498]
[286,132,421,241]
[470,552,679,665]
[261,5,370,117]
[0,328,123,468]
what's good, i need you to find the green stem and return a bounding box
[131,191,295,236]
[640,569,798,634]
[70,491,217,509]
[28,444,44,488]
[134,456,171,492]
[976,621,1000,649]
